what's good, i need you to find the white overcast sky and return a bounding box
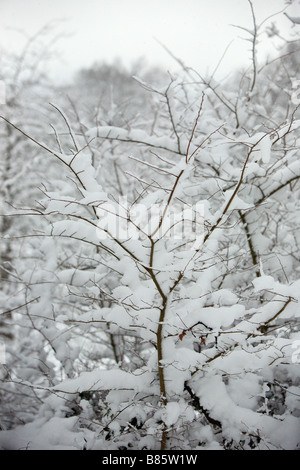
[0,0,299,81]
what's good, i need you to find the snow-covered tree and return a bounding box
[0,3,299,450]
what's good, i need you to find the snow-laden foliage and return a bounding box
[0,6,300,450]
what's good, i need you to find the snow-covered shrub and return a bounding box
[0,5,299,450]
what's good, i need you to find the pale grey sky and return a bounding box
[0,0,299,81]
